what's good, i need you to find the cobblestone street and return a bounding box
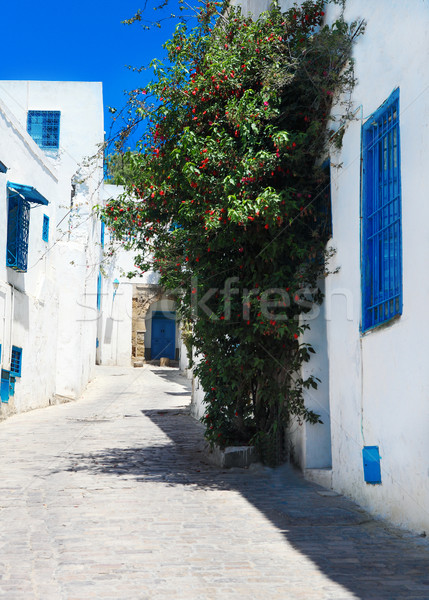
[0,365,428,599]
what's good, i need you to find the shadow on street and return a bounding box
[55,371,429,600]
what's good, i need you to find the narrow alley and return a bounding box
[0,366,428,600]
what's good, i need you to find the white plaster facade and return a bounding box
[320,0,429,536]
[0,81,110,415]
[97,184,180,366]
[96,184,133,367]
[276,0,429,536]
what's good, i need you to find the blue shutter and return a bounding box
[42,215,49,242]
[362,88,402,331]
[7,194,30,272]
[1,370,10,403]
[100,221,105,248]
[10,347,22,377]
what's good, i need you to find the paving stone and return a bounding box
[0,365,428,599]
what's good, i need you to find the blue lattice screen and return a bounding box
[362,88,402,331]
[7,194,30,272]
[27,111,60,149]
[10,347,22,377]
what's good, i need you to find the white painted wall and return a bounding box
[319,0,429,534]
[289,280,332,470]
[0,81,106,414]
[96,184,133,367]
[0,96,60,412]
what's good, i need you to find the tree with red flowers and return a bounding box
[101,0,363,464]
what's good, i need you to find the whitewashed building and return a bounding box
[0,80,112,416]
[278,0,429,537]
[97,184,181,367]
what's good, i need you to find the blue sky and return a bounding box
[1,0,184,149]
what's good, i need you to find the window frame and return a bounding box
[361,88,402,333]
[27,110,61,150]
[10,346,22,377]
[6,191,30,273]
[42,214,49,243]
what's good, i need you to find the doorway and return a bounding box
[151,311,176,360]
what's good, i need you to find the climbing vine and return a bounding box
[100,0,363,464]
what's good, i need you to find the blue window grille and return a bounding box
[42,214,49,242]
[27,110,60,149]
[361,88,402,332]
[6,183,49,272]
[7,192,30,272]
[10,346,22,377]
[97,272,102,311]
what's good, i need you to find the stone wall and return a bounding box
[132,284,164,361]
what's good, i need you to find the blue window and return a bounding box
[6,182,49,272]
[97,272,102,311]
[42,214,49,242]
[100,221,105,248]
[27,110,60,149]
[10,346,22,377]
[361,88,402,332]
[7,191,30,272]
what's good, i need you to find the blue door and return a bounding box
[151,312,176,360]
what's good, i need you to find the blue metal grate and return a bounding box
[27,110,60,149]
[362,88,402,332]
[10,347,22,377]
[7,193,30,272]
[42,214,49,242]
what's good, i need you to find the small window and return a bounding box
[100,221,105,248]
[10,346,22,377]
[361,88,402,331]
[27,110,60,149]
[42,215,49,242]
